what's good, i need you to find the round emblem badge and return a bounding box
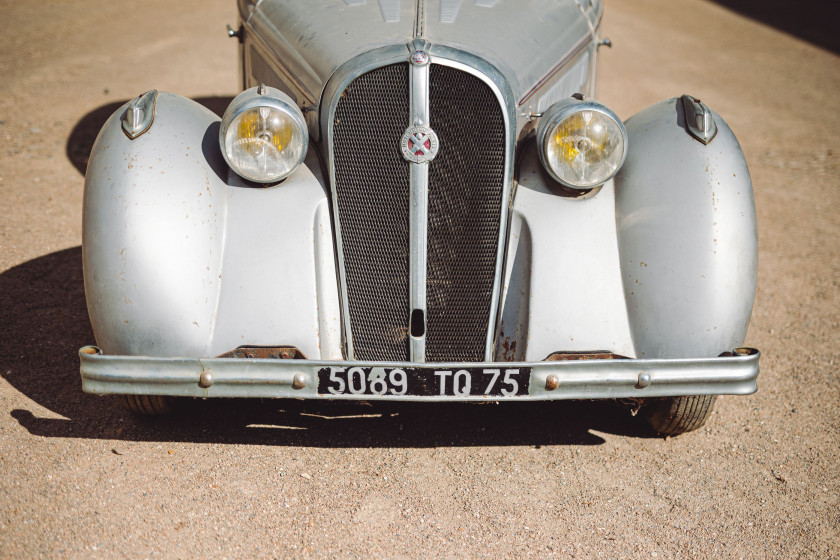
[400,125,440,163]
[410,50,429,66]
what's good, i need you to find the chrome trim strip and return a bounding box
[80,347,761,401]
[409,162,428,362]
[408,45,430,362]
[413,0,426,38]
[409,55,429,125]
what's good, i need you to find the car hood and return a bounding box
[241,0,602,107]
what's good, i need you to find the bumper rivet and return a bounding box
[198,370,213,388]
[292,374,307,390]
[545,375,559,391]
[636,372,651,389]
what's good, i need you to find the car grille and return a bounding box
[331,62,506,361]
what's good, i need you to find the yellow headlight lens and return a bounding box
[539,99,627,189]
[220,86,308,183]
[235,107,295,152]
[225,106,303,182]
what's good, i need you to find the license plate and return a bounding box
[317,366,531,397]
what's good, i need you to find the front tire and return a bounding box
[643,395,717,435]
[118,394,174,415]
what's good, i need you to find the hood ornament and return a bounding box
[401,125,439,163]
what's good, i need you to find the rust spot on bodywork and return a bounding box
[544,351,627,361]
[218,346,307,360]
[500,337,518,361]
[718,348,757,358]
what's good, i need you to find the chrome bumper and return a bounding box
[79,346,759,401]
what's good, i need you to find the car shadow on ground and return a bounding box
[709,0,838,54]
[1,247,659,447]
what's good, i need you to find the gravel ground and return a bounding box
[1,0,838,558]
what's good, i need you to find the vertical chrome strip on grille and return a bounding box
[408,42,430,363]
[409,162,428,362]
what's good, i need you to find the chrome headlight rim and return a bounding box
[536,97,628,190]
[219,85,308,184]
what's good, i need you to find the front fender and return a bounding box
[83,93,228,357]
[614,97,758,358]
[83,92,341,359]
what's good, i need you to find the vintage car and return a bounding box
[79,0,759,435]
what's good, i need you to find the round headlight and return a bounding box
[536,97,627,189]
[219,85,308,183]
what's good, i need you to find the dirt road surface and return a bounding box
[1,0,838,558]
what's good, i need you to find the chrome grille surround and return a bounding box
[322,44,515,362]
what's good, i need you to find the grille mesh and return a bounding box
[426,65,505,361]
[331,62,506,362]
[333,63,411,361]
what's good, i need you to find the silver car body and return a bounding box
[80,0,759,401]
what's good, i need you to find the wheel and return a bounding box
[118,394,175,415]
[642,395,717,436]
